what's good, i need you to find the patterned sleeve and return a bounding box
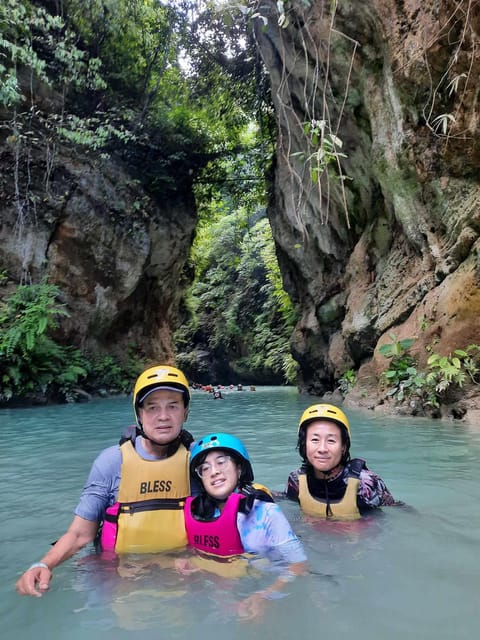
[285,469,300,500]
[358,468,395,508]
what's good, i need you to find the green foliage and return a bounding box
[175,137,297,382]
[66,0,177,101]
[425,348,480,394]
[1,0,218,169]
[0,280,68,357]
[57,114,136,150]
[378,334,415,359]
[0,281,88,402]
[280,352,299,384]
[452,345,480,384]
[87,355,128,391]
[379,333,480,409]
[385,367,432,404]
[85,350,143,393]
[260,228,298,326]
[0,1,106,104]
[338,368,356,396]
[2,1,290,393]
[301,120,348,182]
[426,353,465,392]
[0,64,21,106]
[379,334,418,401]
[0,282,146,403]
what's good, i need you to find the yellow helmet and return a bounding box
[133,365,190,424]
[298,404,350,435]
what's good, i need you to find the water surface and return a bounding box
[2,387,480,639]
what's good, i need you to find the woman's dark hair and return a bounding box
[297,420,351,468]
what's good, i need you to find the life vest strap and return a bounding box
[119,497,187,515]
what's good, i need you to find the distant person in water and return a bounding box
[16,364,196,597]
[286,404,395,519]
[182,433,307,619]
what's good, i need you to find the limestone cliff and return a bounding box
[0,129,197,364]
[253,0,480,414]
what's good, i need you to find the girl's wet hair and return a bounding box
[191,450,272,520]
[192,451,242,520]
[191,449,273,521]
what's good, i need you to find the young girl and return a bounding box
[183,432,307,619]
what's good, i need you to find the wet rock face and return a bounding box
[253,0,480,400]
[0,142,196,362]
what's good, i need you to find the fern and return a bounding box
[0,281,87,402]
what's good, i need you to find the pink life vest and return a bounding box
[184,493,245,557]
[101,501,120,551]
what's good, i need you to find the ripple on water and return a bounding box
[2,390,480,640]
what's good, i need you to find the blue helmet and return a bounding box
[190,432,254,483]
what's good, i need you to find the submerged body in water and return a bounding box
[286,404,396,520]
[4,388,480,639]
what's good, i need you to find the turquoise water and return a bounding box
[2,386,480,639]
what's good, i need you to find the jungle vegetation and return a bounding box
[0,0,297,403]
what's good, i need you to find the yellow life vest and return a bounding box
[298,471,361,521]
[187,552,252,578]
[115,441,190,553]
[252,482,273,499]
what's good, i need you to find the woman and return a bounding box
[286,404,395,519]
[183,432,307,619]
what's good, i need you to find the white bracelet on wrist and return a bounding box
[28,562,50,571]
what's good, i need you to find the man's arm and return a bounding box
[15,515,98,597]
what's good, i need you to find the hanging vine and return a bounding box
[219,0,358,231]
[0,1,110,280]
[419,0,478,144]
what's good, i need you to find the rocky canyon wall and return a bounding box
[0,125,197,364]
[253,0,480,412]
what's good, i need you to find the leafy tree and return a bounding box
[176,185,298,384]
[2,1,292,397]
